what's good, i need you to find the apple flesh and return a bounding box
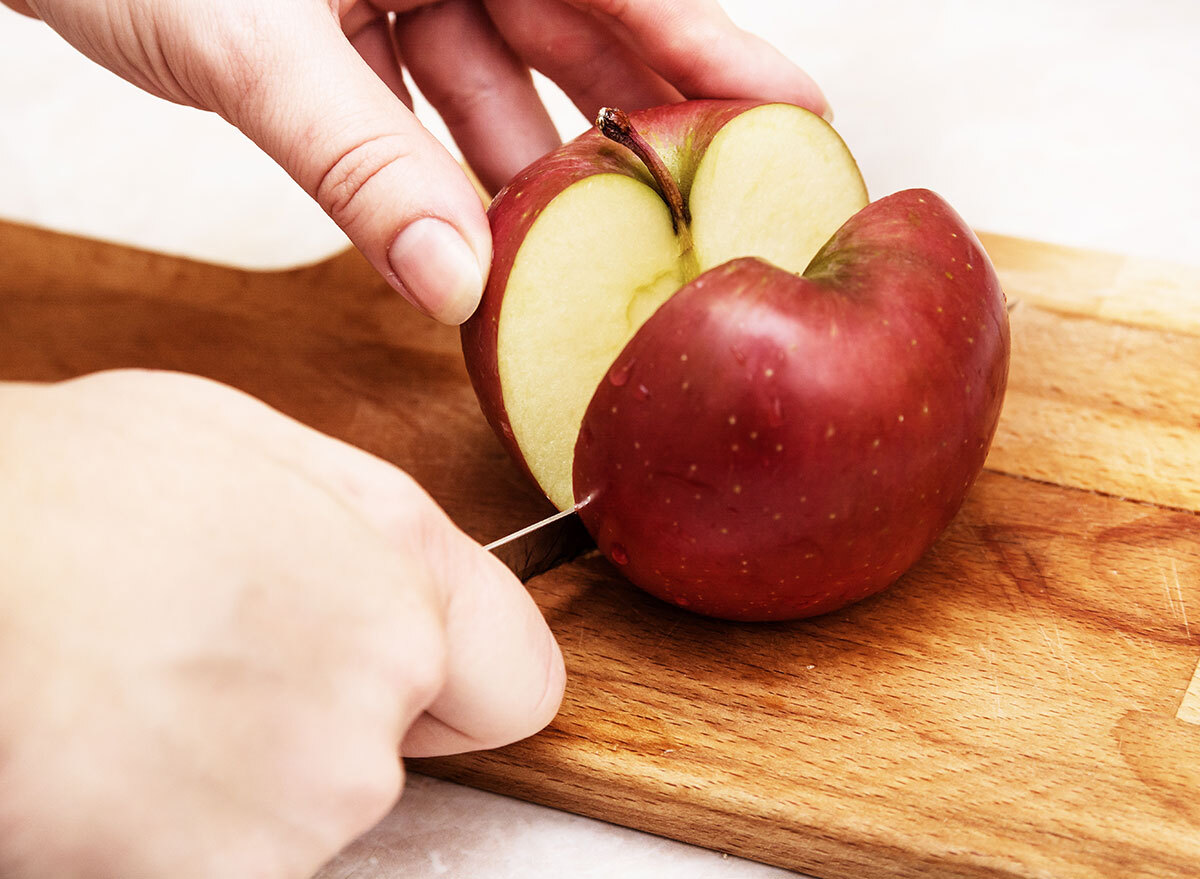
[572,190,1009,621]
[462,101,868,511]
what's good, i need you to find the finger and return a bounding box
[1,1,37,17]
[566,0,831,118]
[297,429,565,756]
[393,0,561,195]
[210,4,489,325]
[400,523,566,757]
[482,0,680,122]
[343,9,414,110]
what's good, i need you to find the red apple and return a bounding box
[573,191,1009,620]
[462,100,869,510]
[463,101,1009,621]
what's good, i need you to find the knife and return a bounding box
[485,501,595,582]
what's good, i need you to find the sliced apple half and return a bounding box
[463,101,868,511]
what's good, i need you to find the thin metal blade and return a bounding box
[485,504,594,582]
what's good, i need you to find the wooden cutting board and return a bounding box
[2,219,1197,879]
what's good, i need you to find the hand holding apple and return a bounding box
[464,101,1009,621]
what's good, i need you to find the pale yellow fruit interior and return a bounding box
[690,104,869,272]
[497,105,867,510]
[498,176,686,509]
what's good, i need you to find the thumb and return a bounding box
[218,6,491,325]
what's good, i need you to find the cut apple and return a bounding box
[486,102,867,510]
[463,100,1009,622]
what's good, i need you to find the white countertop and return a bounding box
[3,2,1197,876]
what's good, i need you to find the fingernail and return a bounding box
[388,218,485,325]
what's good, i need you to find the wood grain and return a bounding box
[419,474,1200,879]
[2,219,1198,878]
[988,303,1200,511]
[979,232,1200,337]
[1180,662,1200,726]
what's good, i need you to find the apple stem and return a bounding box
[597,108,695,254]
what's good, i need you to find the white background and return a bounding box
[2,1,1197,876]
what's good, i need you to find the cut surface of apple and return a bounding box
[490,103,867,510]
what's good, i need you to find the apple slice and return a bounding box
[463,101,868,511]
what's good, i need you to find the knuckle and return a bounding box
[329,751,404,836]
[365,569,449,715]
[390,613,449,712]
[314,133,415,231]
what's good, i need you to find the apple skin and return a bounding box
[462,100,769,489]
[571,189,1009,622]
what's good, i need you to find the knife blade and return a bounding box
[485,503,594,582]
